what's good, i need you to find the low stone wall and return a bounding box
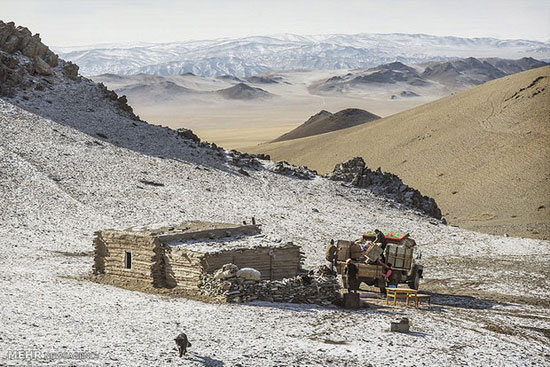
[200,265,340,305]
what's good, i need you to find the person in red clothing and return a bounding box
[376,261,394,293]
[382,262,393,280]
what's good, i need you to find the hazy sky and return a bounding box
[3,0,550,46]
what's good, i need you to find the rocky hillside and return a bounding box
[0,20,438,219]
[326,157,441,219]
[272,108,380,142]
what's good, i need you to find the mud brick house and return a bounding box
[93,221,302,293]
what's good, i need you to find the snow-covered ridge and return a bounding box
[53,33,550,77]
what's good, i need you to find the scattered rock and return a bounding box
[391,318,410,333]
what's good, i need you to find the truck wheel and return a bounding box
[408,271,420,290]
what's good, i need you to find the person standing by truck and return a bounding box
[374,229,387,263]
[343,258,359,293]
[325,239,338,274]
[374,229,387,248]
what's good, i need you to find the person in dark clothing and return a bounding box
[343,258,359,293]
[174,333,192,357]
[325,239,338,274]
[374,229,387,263]
[374,229,387,248]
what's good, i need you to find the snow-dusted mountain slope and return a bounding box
[54,33,550,77]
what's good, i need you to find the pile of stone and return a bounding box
[326,157,442,219]
[200,264,340,305]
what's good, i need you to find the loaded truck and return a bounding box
[332,231,423,293]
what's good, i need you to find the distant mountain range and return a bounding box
[310,57,548,94]
[53,33,550,77]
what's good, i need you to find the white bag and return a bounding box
[236,268,261,281]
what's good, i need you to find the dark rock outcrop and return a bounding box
[0,21,59,85]
[326,157,442,219]
[0,21,58,67]
[62,62,79,80]
[270,161,317,180]
[176,128,201,142]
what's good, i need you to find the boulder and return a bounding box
[33,56,52,76]
[391,318,410,332]
[62,62,79,80]
[327,157,365,182]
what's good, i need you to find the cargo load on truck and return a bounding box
[331,230,423,293]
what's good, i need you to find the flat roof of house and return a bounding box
[123,221,248,235]
[98,221,271,249]
[164,233,298,253]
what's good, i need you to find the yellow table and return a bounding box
[386,288,418,306]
